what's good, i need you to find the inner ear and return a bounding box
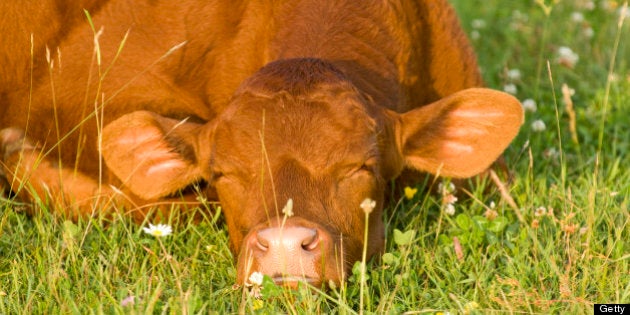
[397,88,523,178]
[101,111,206,200]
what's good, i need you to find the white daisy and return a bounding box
[142,223,173,237]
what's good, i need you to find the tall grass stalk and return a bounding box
[598,1,627,156]
[359,202,371,314]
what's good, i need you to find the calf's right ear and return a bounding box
[395,88,523,178]
[101,111,208,200]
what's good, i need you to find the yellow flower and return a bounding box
[464,301,479,314]
[252,299,264,310]
[404,186,417,200]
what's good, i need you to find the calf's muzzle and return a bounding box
[238,218,341,288]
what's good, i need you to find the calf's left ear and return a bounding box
[101,111,208,200]
[396,88,523,178]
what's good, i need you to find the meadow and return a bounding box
[1,0,628,313]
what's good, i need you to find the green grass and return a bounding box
[1,1,629,313]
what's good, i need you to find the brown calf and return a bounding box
[0,0,523,286]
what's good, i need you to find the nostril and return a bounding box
[255,233,269,252]
[301,230,320,251]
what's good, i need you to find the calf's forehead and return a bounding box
[213,96,378,171]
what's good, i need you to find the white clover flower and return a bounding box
[444,203,456,216]
[470,30,480,40]
[360,198,376,214]
[471,19,487,29]
[244,271,264,299]
[142,223,173,237]
[503,83,517,95]
[247,271,264,286]
[582,27,594,38]
[512,10,528,22]
[534,206,547,217]
[120,295,136,307]
[543,147,560,160]
[571,12,585,23]
[582,1,595,10]
[507,69,522,81]
[531,119,546,132]
[557,46,579,68]
[438,182,456,195]
[443,194,458,205]
[282,198,294,217]
[522,98,537,112]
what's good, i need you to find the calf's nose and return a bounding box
[244,226,325,285]
[255,226,320,253]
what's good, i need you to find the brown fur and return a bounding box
[0,0,523,285]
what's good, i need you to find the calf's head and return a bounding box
[101,58,523,287]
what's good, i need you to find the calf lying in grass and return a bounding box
[0,0,522,287]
